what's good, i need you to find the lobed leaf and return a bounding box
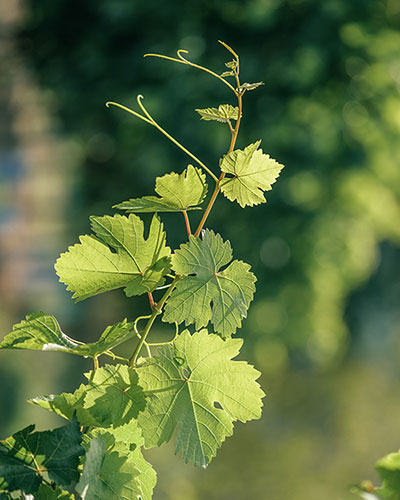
[29,386,99,427]
[82,364,146,427]
[76,427,156,500]
[136,329,264,467]
[0,420,83,494]
[163,230,256,337]
[239,82,264,92]
[195,105,239,123]
[32,365,146,429]
[220,141,284,207]
[55,213,171,301]
[0,313,135,358]
[35,484,74,499]
[114,165,207,213]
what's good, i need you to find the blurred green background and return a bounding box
[1,0,400,498]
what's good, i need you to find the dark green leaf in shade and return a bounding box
[0,492,12,499]
[136,330,264,467]
[55,214,171,301]
[195,105,239,123]
[0,314,135,358]
[220,141,284,207]
[0,420,83,494]
[35,484,74,499]
[163,230,256,337]
[114,165,207,213]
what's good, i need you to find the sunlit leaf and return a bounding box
[195,105,239,123]
[82,364,146,427]
[239,82,264,92]
[114,165,207,213]
[136,330,264,467]
[375,451,400,499]
[55,214,171,301]
[163,230,256,337]
[29,386,99,427]
[0,314,135,358]
[220,141,284,207]
[76,425,156,500]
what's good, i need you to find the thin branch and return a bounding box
[194,71,243,237]
[144,50,237,95]
[106,99,219,183]
[183,210,191,237]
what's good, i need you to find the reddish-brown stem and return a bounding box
[183,210,191,237]
[194,82,243,238]
[147,291,155,309]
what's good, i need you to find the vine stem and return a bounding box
[194,78,243,237]
[89,356,99,382]
[147,291,155,309]
[183,210,191,237]
[129,276,181,367]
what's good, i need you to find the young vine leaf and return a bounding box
[31,365,146,428]
[30,386,99,427]
[136,330,264,468]
[0,313,135,358]
[239,82,264,92]
[0,419,83,494]
[195,104,239,123]
[220,141,284,207]
[82,364,146,426]
[55,213,171,301]
[163,230,256,337]
[77,427,156,500]
[114,165,207,213]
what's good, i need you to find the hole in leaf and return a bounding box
[173,356,185,366]
[213,401,223,410]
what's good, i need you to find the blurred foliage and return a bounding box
[2,0,399,498]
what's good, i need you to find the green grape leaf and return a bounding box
[0,420,83,494]
[30,365,146,428]
[76,428,156,500]
[35,484,74,499]
[239,81,264,92]
[136,329,264,467]
[195,105,239,123]
[0,313,81,353]
[219,141,284,207]
[163,230,256,337]
[29,386,99,427]
[82,364,146,427]
[55,213,171,301]
[0,313,135,358]
[376,451,400,496]
[220,70,234,77]
[114,165,207,213]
